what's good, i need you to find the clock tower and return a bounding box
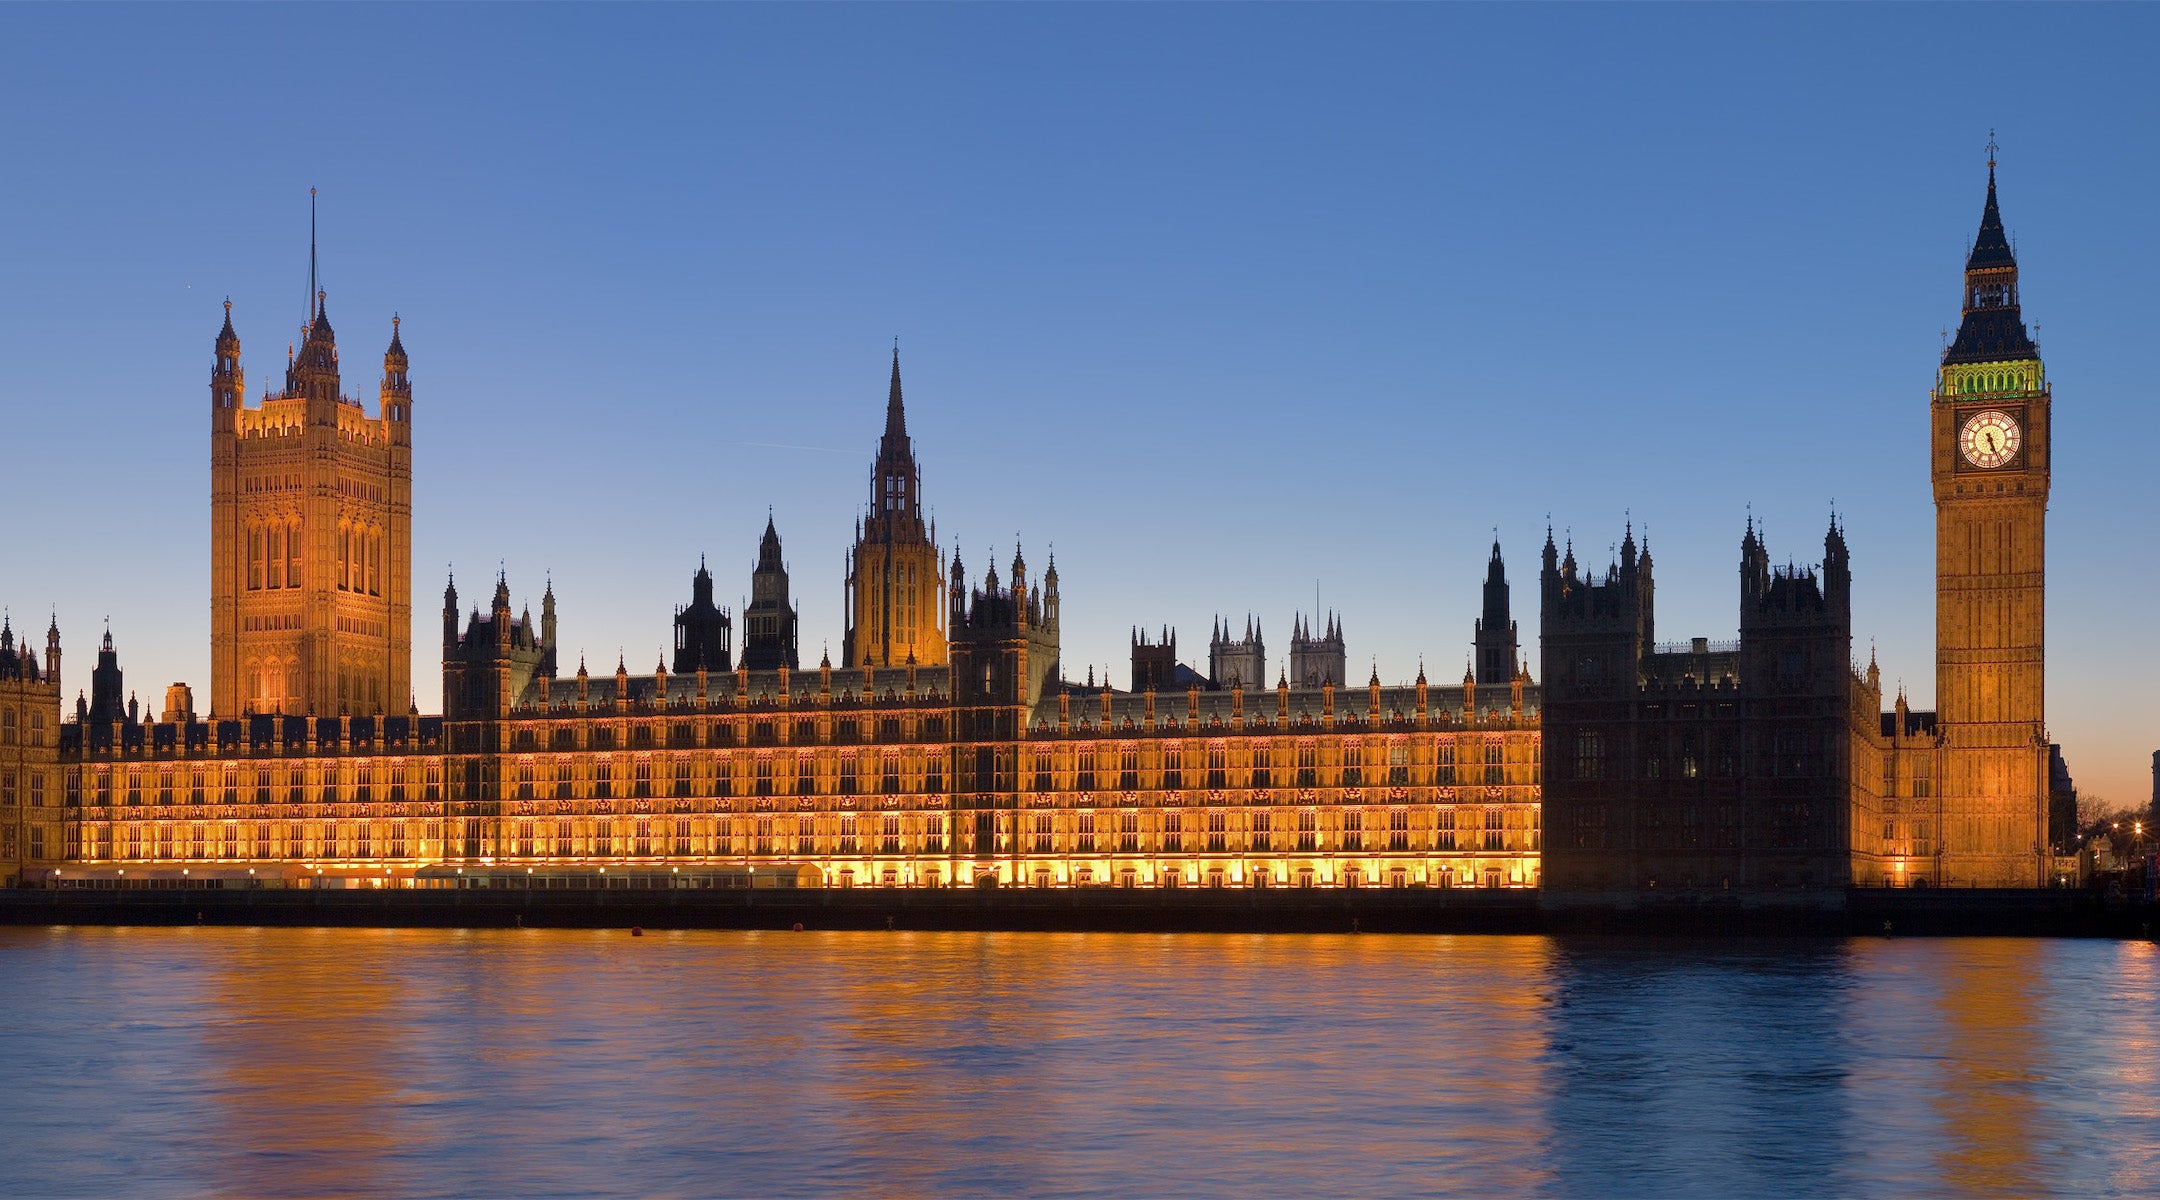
[1930,150,2051,887]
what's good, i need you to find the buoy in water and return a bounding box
[631,926,644,937]
[792,922,804,932]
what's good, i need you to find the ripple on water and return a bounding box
[0,928,2153,1198]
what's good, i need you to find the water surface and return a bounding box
[1,928,2152,1197]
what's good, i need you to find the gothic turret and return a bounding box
[211,300,242,415]
[673,556,732,673]
[742,515,798,671]
[1475,538,1518,686]
[87,626,123,726]
[380,314,412,438]
[1209,613,1265,690]
[1823,515,1850,616]
[286,293,340,404]
[1289,611,1345,688]
[540,577,558,664]
[1740,514,1770,607]
[1131,626,1178,693]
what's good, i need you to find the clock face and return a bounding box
[1960,409,2021,469]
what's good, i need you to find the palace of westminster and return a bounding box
[0,164,2076,902]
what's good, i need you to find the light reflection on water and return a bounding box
[0,928,2153,1198]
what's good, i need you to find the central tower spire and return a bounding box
[846,344,945,668]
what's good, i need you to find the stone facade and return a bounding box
[209,286,413,719]
[1541,162,2058,902]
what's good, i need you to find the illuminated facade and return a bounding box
[10,162,2055,897]
[210,289,413,720]
[844,351,946,670]
[0,618,63,884]
[25,350,1542,890]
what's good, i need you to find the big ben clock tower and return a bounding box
[1931,146,2051,888]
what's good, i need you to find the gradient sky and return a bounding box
[2,5,2155,808]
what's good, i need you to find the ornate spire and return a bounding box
[1945,142,2036,365]
[885,343,908,444]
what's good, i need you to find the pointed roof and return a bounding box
[1945,159,2038,365]
[1966,164,2016,271]
[885,346,908,444]
[217,299,239,349]
[757,511,785,572]
[385,314,406,365]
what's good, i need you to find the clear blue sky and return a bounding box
[3,4,2155,807]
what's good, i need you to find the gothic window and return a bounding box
[1341,742,1363,787]
[1118,747,1138,791]
[1250,810,1271,852]
[1388,744,1410,786]
[1484,807,1505,851]
[1032,812,1053,855]
[1483,740,1504,785]
[1249,747,1271,789]
[1206,810,1227,852]
[1162,746,1183,790]
[1076,811,1096,854]
[1117,811,1139,854]
[1206,745,1227,789]
[1341,810,1363,852]
[1295,743,1317,788]
[881,815,902,855]
[248,527,264,590]
[1436,742,1457,785]
[1388,809,1409,851]
[268,525,284,589]
[1296,810,1318,852]
[1574,731,1604,781]
[1161,811,1182,853]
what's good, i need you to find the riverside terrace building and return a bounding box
[15,574,1543,892]
[7,348,1543,890]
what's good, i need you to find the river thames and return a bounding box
[0,929,2153,1198]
